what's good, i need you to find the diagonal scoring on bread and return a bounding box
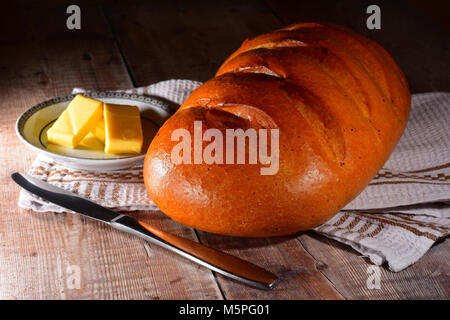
[143,23,411,237]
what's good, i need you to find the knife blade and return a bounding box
[12,172,119,222]
[12,172,278,289]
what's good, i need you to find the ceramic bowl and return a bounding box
[16,91,174,171]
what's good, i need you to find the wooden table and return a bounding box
[0,0,448,299]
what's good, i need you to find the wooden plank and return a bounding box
[0,2,222,299]
[267,0,450,93]
[103,0,284,85]
[197,231,344,299]
[298,232,449,299]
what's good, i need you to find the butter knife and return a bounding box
[11,172,278,289]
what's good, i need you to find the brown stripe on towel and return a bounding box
[369,180,450,186]
[32,163,144,180]
[352,222,385,242]
[46,170,143,180]
[405,162,450,174]
[316,215,385,240]
[98,183,107,201]
[386,213,449,233]
[356,221,372,234]
[71,181,81,195]
[30,166,50,176]
[365,224,384,237]
[374,171,450,182]
[47,178,143,184]
[332,213,351,227]
[346,216,362,230]
[354,213,439,241]
[84,183,94,199]
[111,184,120,203]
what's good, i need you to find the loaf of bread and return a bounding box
[144,23,410,237]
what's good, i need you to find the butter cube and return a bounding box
[46,110,73,148]
[47,132,104,153]
[104,104,143,154]
[78,132,104,150]
[47,95,103,148]
[91,119,106,144]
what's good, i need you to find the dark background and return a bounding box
[1,0,449,94]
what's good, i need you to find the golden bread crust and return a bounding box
[144,23,410,237]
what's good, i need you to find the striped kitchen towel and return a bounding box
[18,81,449,272]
